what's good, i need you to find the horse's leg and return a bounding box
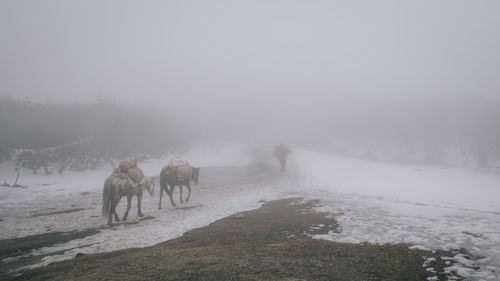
[109,199,117,226]
[168,185,177,207]
[179,184,184,203]
[113,205,120,222]
[108,200,114,226]
[185,181,191,202]
[158,187,163,210]
[113,197,121,222]
[137,193,144,217]
[123,195,132,221]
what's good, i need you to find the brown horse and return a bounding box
[102,175,155,226]
[159,164,200,208]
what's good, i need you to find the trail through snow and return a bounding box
[1,147,499,280]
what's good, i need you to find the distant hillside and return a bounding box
[0,97,188,158]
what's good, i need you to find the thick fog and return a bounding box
[3,3,500,278]
[1,0,500,163]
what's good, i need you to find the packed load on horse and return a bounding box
[168,155,189,166]
[112,157,145,187]
[118,157,137,172]
[164,156,193,182]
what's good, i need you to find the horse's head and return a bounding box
[142,176,155,196]
[191,167,200,184]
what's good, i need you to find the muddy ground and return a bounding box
[6,198,458,281]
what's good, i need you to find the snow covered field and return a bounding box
[1,146,500,280]
[295,151,500,280]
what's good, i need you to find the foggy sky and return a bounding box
[1,0,499,114]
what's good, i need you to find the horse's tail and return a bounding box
[102,177,113,217]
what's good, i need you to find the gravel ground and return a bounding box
[8,198,458,281]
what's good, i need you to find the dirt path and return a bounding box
[9,198,457,281]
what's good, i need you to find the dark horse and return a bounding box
[102,175,155,226]
[273,144,291,172]
[159,164,200,208]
